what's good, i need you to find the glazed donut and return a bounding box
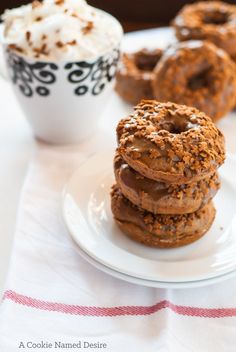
[117,100,225,184]
[172,1,236,59]
[115,48,163,105]
[114,152,220,214]
[152,40,236,121]
[111,185,216,248]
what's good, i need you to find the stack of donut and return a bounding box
[116,1,236,122]
[111,100,225,248]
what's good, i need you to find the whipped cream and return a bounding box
[2,0,123,61]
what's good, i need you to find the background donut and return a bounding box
[115,49,163,104]
[172,1,236,60]
[152,40,236,121]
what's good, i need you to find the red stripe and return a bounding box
[3,290,236,318]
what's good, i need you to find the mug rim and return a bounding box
[0,7,123,64]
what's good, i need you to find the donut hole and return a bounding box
[167,123,188,134]
[160,118,191,134]
[134,50,162,71]
[188,67,212,91]
[168,126,185,134]
[202,11,229,25]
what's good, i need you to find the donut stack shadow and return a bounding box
[111,100,225,248]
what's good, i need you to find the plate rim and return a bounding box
[74,238,236,289]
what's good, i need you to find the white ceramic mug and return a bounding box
[0,14,122,144]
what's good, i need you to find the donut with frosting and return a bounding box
[117,100,225,184]
[152,41,236,121]
[114,152,220,214]
[111,185,216,248]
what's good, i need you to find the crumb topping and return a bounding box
[55,0,64,5]
[8,44,25,53]
[114,152,220,201]
[82,21,94,35]
[25,31,31,42]
[117,100,225,178]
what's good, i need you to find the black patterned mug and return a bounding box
[0,15,122,144]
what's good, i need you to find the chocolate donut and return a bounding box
[172,1,236,59]
[111,185,216,248]
[114,152,220,214]
[117,100,225,184]
[115,48,163,105]
[152,41,236,121]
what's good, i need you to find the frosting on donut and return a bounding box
[172,1,236,59]
[152,40,236,121]
[114,152,220,214]
[117,100,225,183]
[111,185,216,248]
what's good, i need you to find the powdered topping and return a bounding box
[2,0,123,61]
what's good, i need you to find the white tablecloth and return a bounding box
[1,141,236,352]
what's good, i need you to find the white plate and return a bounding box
[62,153,236,285]
[61,27,236,288]
[121,27,176,53]
[71,234,236,289]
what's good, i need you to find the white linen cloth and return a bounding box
[0,138,236,352]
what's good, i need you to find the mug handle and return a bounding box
[0,23,9,80]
